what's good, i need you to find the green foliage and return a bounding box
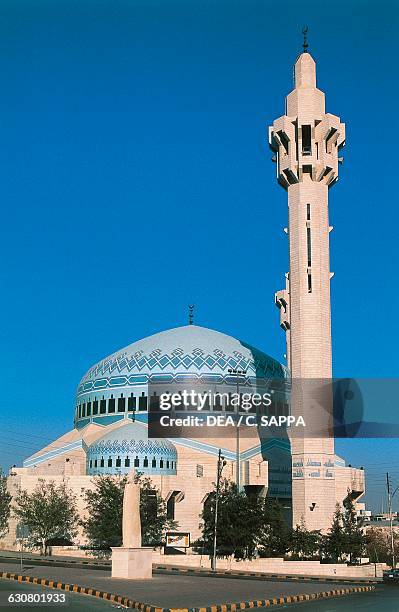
[198,479,265,560]
[257,498,292,558]
[140,477,177,546]
[0,470,11,539]
[197,481,368,565]
[82,475,177,556]
[198,480,292,560]
[321,503,347,562]
[81,475,125,554]
[342,495,366,563]
[322,497,367,563]
[290,518,321,560]
[13,480,78,555]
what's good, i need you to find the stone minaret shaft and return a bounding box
[270,51,345,530]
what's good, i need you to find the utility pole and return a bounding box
[386,472,396,568]
[212,449,226,571]
[228,368,247,492]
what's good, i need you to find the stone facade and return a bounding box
[2,419,268,550]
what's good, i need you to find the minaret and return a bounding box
[269,41,345,530]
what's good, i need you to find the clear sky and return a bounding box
[0,0,398,512]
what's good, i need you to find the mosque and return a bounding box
[3,42,366,550]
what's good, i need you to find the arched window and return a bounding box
[89,459,93,468]
[167,495,175,520]
[108,457,112,467]
[125,457,130,467]
[143,456,148,468]
[94,459,98,468]
[166,460,170,469]
[128,393,136,411]
[100,457,104,467]
[116,456,121,467]
[152,458,156,468]
[108,396,116,413]
[160,459,164,468]
[138,392,147,411]
[134,456,140,467]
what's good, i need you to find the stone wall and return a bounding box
[39,547,384,579]
[151,552,383,578]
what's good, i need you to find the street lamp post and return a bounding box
[212,449,226,571]
[386,473,399,569]
[228,368,247,492]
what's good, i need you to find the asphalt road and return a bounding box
[0,579,115,611]
[276,584,398,610]
[0,561,370,608]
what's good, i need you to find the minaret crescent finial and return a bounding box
[302,26,309,53]
[188,304,195,325]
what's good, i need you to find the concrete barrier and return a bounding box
[49,547,384,579]
[151,552,383,579]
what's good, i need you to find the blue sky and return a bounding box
[0,0,398,512]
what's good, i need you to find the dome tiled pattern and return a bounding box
[75,325,288,429]
[79,326,287,388]
[86,421,177,476]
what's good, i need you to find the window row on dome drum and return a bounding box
[76,392,148,419]
[88,456,175,470]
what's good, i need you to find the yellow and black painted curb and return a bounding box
[196,586,375,611]
[0,571,374,611]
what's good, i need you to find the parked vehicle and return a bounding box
[383,569,399,584]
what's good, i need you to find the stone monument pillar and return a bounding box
[111,471,153,579]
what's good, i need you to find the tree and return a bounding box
[342,495,366,563]
[0,470,11,539]
[82,475,176,556]
[257,498,292,558]
[81,475,125,554]
[13,480,78,555]
[140,477,177,546]
[321,498,367,564]
[321,503,346,562]
[291,517,321,560]
[197,479,265,560]
[366,528,399,565]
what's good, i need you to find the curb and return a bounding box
[154,565,379,584]
[0,571,374,611]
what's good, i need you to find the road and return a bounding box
[0,560,374,609]
[275,584,398,610]
[0,579,115,611]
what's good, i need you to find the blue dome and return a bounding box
[86,421,177,476]
[75,325,287,428]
